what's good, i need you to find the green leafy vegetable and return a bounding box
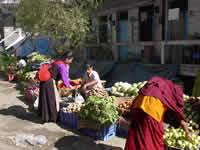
[79,97,118,128]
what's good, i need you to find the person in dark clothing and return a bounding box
[38,52,74,123]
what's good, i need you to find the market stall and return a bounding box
[2,52,200,145]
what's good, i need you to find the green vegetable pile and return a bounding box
[79,96,119,128]
[164,95,200,150]
[16,66,30,80]
[29,54,51,63]
[183,94,190,103]
[0,52,17,71]
[87,96,117,103]
[110,81,147,97]
[23,71,37,81]
[183,97,200,130]
[164,126,200,150]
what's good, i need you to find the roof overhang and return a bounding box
[96,0,153,16]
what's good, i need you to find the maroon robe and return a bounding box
[125,77,186,150]
[125,109,165,150]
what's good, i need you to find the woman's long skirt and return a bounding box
[38,79,58,122]
[124,109,165,150]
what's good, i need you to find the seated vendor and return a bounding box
[80,64,103,98]
[17,56,27,68]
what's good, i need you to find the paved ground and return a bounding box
[0,75,126,150]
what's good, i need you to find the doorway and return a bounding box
[117,11,129,61]
[139,5,154,41]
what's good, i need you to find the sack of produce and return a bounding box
[115,98,134,116]
[24,84,39,101]
[87,87,109,98]
[59,88,73,97]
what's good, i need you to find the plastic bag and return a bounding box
[15,133,47,146]
[6,73,16,81]
[33,96,39,109]
[26,135,47,145]
[74,92,84,104]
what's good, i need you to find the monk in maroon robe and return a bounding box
[124,77,192,150]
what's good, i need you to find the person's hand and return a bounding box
[69,85,75,90]
[76,85,81,89]
[82,85,87,90]
[186,131,193,142]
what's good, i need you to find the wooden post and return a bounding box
[161,41,165,64]
[164,0,168,41]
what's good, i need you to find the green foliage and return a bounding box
[14,0,100,55]
[0,52,17,71]
[16,65,32,81]
[79,96,119,128]
[192,69,200,97]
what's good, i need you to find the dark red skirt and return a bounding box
[38,79,58,122]
[124,109,165,150]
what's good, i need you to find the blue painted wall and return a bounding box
[118,20,129,61]
[118,20,128,42]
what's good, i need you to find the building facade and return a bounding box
[93,0,200,68]
[1,0,200,76]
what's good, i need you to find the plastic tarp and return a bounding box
[21,39,52,56]
[35,39,50,56]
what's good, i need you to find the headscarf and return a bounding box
[140,77,186,124]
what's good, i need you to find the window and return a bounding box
[166,0,188,40]
[139,5,154,41]
[164,45,200,64]
[98,15,112,43]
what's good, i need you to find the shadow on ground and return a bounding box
[54,135,123,150]
[16,95,34,110]
[0,105,43,124]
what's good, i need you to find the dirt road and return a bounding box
[0,77,126,150]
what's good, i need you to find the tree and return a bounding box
[14,0,101,56]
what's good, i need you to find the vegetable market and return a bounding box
[0,52,200,148]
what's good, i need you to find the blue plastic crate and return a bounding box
[60,109,78,129]
[80,124,117,141]
[59,103,67,110]
[117,127,128,138]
